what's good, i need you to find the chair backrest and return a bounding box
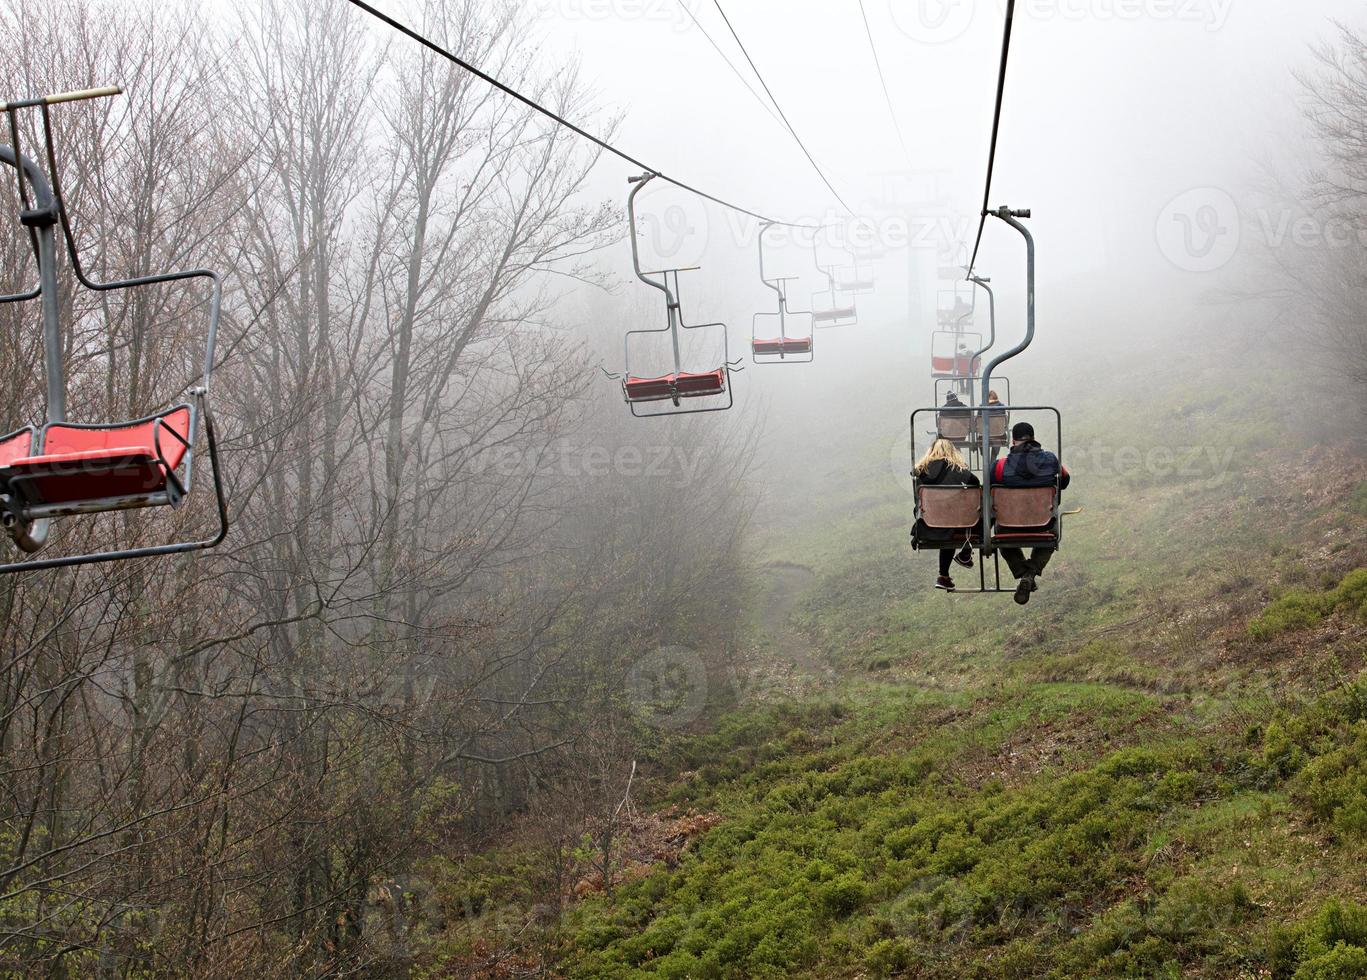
[43,407,193,471]
[988,412,1008,439]
[936,414,971,441]
[918,486,982,528]
[991,486,1056,528]
[0,428,33,468]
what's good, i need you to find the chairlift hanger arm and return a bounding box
[979,206,1035,528]
[8,97,225,394]
[757,221,786,299]
[0,85,122,113]
[627,173,674,303]
[640,266,702,276]
[967,275,996,365]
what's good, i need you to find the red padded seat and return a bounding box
[931,356,953,373]
[752,337,812,355]
[2,408,191,506]
[624,369,726,402]
[0,428,33,468]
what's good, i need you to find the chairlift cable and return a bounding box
[676,1,785,130]
[708,0,856,216]
[343,0,829,230]
[856,0,916,175]
[967,0,1017,277]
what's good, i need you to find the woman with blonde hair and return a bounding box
[914,438,980,591]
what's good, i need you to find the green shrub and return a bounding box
[1249,569,1367,639]
[1294,943,1367,980]
[1331,569,1367,621]
[1350,482,1367,517]
[864,938,913,978]
[1249,590,1332,640]
[1268,900,1367,979]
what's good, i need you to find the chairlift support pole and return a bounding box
[627,172,683,380]
[0,142,59,553]
[967,275,995,370]
[758,221,789,341]
[980,207,1033,534]
[0,143,63,424]
[811,228,835,296]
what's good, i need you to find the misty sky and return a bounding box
[186,1,1363,422]
[523,1,1348,274]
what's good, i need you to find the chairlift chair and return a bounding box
[937,284,974,327]
[937,244,970,283]
[833,247,875,294]
[933,377,1011,463]
[607,173,739,416]
[930,329,982,379]
[854,241,886,262]
[909,207,1070,595]
[910,404,1064,593]
[751,221,814,364]
[0,86,227,574]
[810,232,857,328]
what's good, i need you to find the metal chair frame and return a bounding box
[0,87,227,574]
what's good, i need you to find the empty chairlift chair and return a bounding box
[751,221,814,364]
[609,173,739,416]
[833,247,875,295]
[0,86,227,573]
[810,232,857,328]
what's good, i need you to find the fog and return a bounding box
[518,0,1356,448]
[456,1,1357,512]
[3,2,1364,970]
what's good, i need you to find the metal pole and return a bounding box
[979,206,1033,535]
[759,221,787,340]
[35,226,62,423]
[968,275,995,370]
[0,144,64,424]
[627,173,683,378]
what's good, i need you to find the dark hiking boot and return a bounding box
[936,576,956,592]
[1014,576,1034,605]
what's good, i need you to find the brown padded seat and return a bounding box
[918,486,982,529]
[991,486,1058,543]
[936,414,972,441]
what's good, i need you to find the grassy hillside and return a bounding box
[420,346,1367,979]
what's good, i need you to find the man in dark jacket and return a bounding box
[942,391,968,413]
[989,421,1071,605]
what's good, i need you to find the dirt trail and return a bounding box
[746,563,835,695]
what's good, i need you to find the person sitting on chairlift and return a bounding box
[942,390,970,415]
[990,421,1070,605]
[914,437,978,592]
